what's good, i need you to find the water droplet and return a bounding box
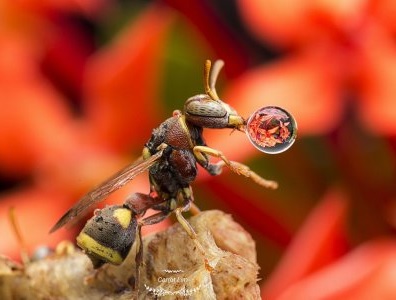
[246,106,297,154]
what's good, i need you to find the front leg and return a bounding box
[193,145,227,176]
[193,145,278,189]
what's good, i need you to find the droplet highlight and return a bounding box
[246,106,297,154]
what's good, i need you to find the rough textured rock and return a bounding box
[0,210,260,299]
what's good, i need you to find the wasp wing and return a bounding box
[49,149,164,233]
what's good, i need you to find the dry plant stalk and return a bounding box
[0,210,260,299]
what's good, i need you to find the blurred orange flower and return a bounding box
[2,1,396,298]
[263,188,396,299]
[277,238,396,299]
[261,188,349,298]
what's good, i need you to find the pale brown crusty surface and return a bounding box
[0,210,260,299]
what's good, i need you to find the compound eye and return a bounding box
[185,95,227,118]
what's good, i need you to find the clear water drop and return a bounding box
[246,106,297,154]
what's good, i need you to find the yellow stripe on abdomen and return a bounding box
[76,232,123,265]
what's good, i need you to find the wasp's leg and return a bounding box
[168,188,205,264]
[133,210,172,291]
[193,145,278,189]
[216,160,278,189]
[174,186,202,217]
[174,207,214,271]
[174,207,200,246]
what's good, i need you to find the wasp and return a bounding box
[50,60,289,290]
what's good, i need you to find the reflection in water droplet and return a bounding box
[246,106,297,154]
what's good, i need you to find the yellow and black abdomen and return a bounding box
[76,205,137,268]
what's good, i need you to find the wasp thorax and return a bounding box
[76,205,137,268]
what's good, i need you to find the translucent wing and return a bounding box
[50,149,164,233]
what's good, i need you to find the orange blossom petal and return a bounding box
[261,188,349,299]
[83,4,174,151]
[277,239,396,299]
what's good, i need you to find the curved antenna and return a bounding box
[204,60,224,100]
[210,60,224,94]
